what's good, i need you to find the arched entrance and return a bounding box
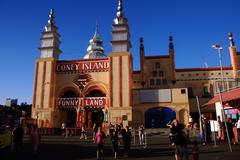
[145,107,176,128]
[85,89,105,128]
[60,89,78,127]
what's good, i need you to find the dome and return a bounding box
[83,23,106,59]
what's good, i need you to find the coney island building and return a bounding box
[32,0,240,129]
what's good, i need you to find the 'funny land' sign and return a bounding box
[56,59,110,73]
[57,97,107,107]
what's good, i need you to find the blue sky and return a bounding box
[0,0,240,105]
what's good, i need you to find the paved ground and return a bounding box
[1,134,240,160]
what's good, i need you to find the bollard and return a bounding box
[144,132,147,148]
[132,129,136,146]
[65,128,68,138]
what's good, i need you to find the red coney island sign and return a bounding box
[56,59,110,73]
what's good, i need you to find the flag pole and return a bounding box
[218,86,232,152]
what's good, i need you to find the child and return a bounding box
[192,141,199,160]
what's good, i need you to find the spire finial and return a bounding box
[140,37,144,49]
[228,32,235,46]
[117,0,124,18]
[93,21,100,39]
[48,8,55,26]
[169,36,174,49]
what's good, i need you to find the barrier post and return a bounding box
[132,129,136,146]
[144,132,147,148]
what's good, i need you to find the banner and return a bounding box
[57,97,107,108]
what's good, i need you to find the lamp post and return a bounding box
[212,44,225,91]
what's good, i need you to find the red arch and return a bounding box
[84,85,107,96]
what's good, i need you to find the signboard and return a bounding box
[56,60,110,73]
[57,97,107,108]
[210,120,219,132]
[140,89,172,103]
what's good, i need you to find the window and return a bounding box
[152,71,157,77]
[181,74,184,77]
[196,73,199,76]
[155,62,160,69]
[211,73,214,75]
[202,85,211,97]
[158,71,164,77]
[163,79,167,85]
[150,79,155,85]
[156,79,161,85]
[188,74,192,76]
[203,73,206,76]
[188,87,194,98]
[181,89,186,94]
[218,72,221,75]
[226,72,229,75]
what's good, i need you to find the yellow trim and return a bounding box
[37,58,55,62]
[108,52,130,57]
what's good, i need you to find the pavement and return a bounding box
[0,134,240,160]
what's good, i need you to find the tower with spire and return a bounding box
[228,32,240,77]
[32,9,61,128]
[169,36,176,83]
[39,8,62,59]
[111,0,131,52]
[83,23,106,59]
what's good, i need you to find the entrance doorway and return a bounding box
[60,89,79,127]
[86,109,104,128]
[145,107,176,128]
[85,89,106,128]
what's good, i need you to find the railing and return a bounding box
[213,80,240,95]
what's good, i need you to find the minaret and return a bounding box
[111,0,131,52]
[32,9,61,128]
[83,22,106,59]
[229,32,240,77]
[140,37,145,80]
[39,8,62,59]
[108,0,133,126]
[169,36,176,83]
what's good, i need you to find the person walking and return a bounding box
[13,124,24,152]
[30,125,40,154]
[80,125,87,140]
[236,119,240,141]
[61,122,66,137]
[175,130,189,160]
[92,123,98,142]
[122,126,132,157]
[217,116,223,141]
[111,131,120,159]
[192,141,199,160]
[138,123,145,145]
[167,120,177,146]
[95,127,105,160]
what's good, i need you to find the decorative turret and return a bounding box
[140,37,145,80]
[169,36,174,50]
[228,32,240,77]
[111,0,131,52]
[83,22,106,59]
[228,32,235,46]
[169,36,176,83]
[39,9,62,59]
